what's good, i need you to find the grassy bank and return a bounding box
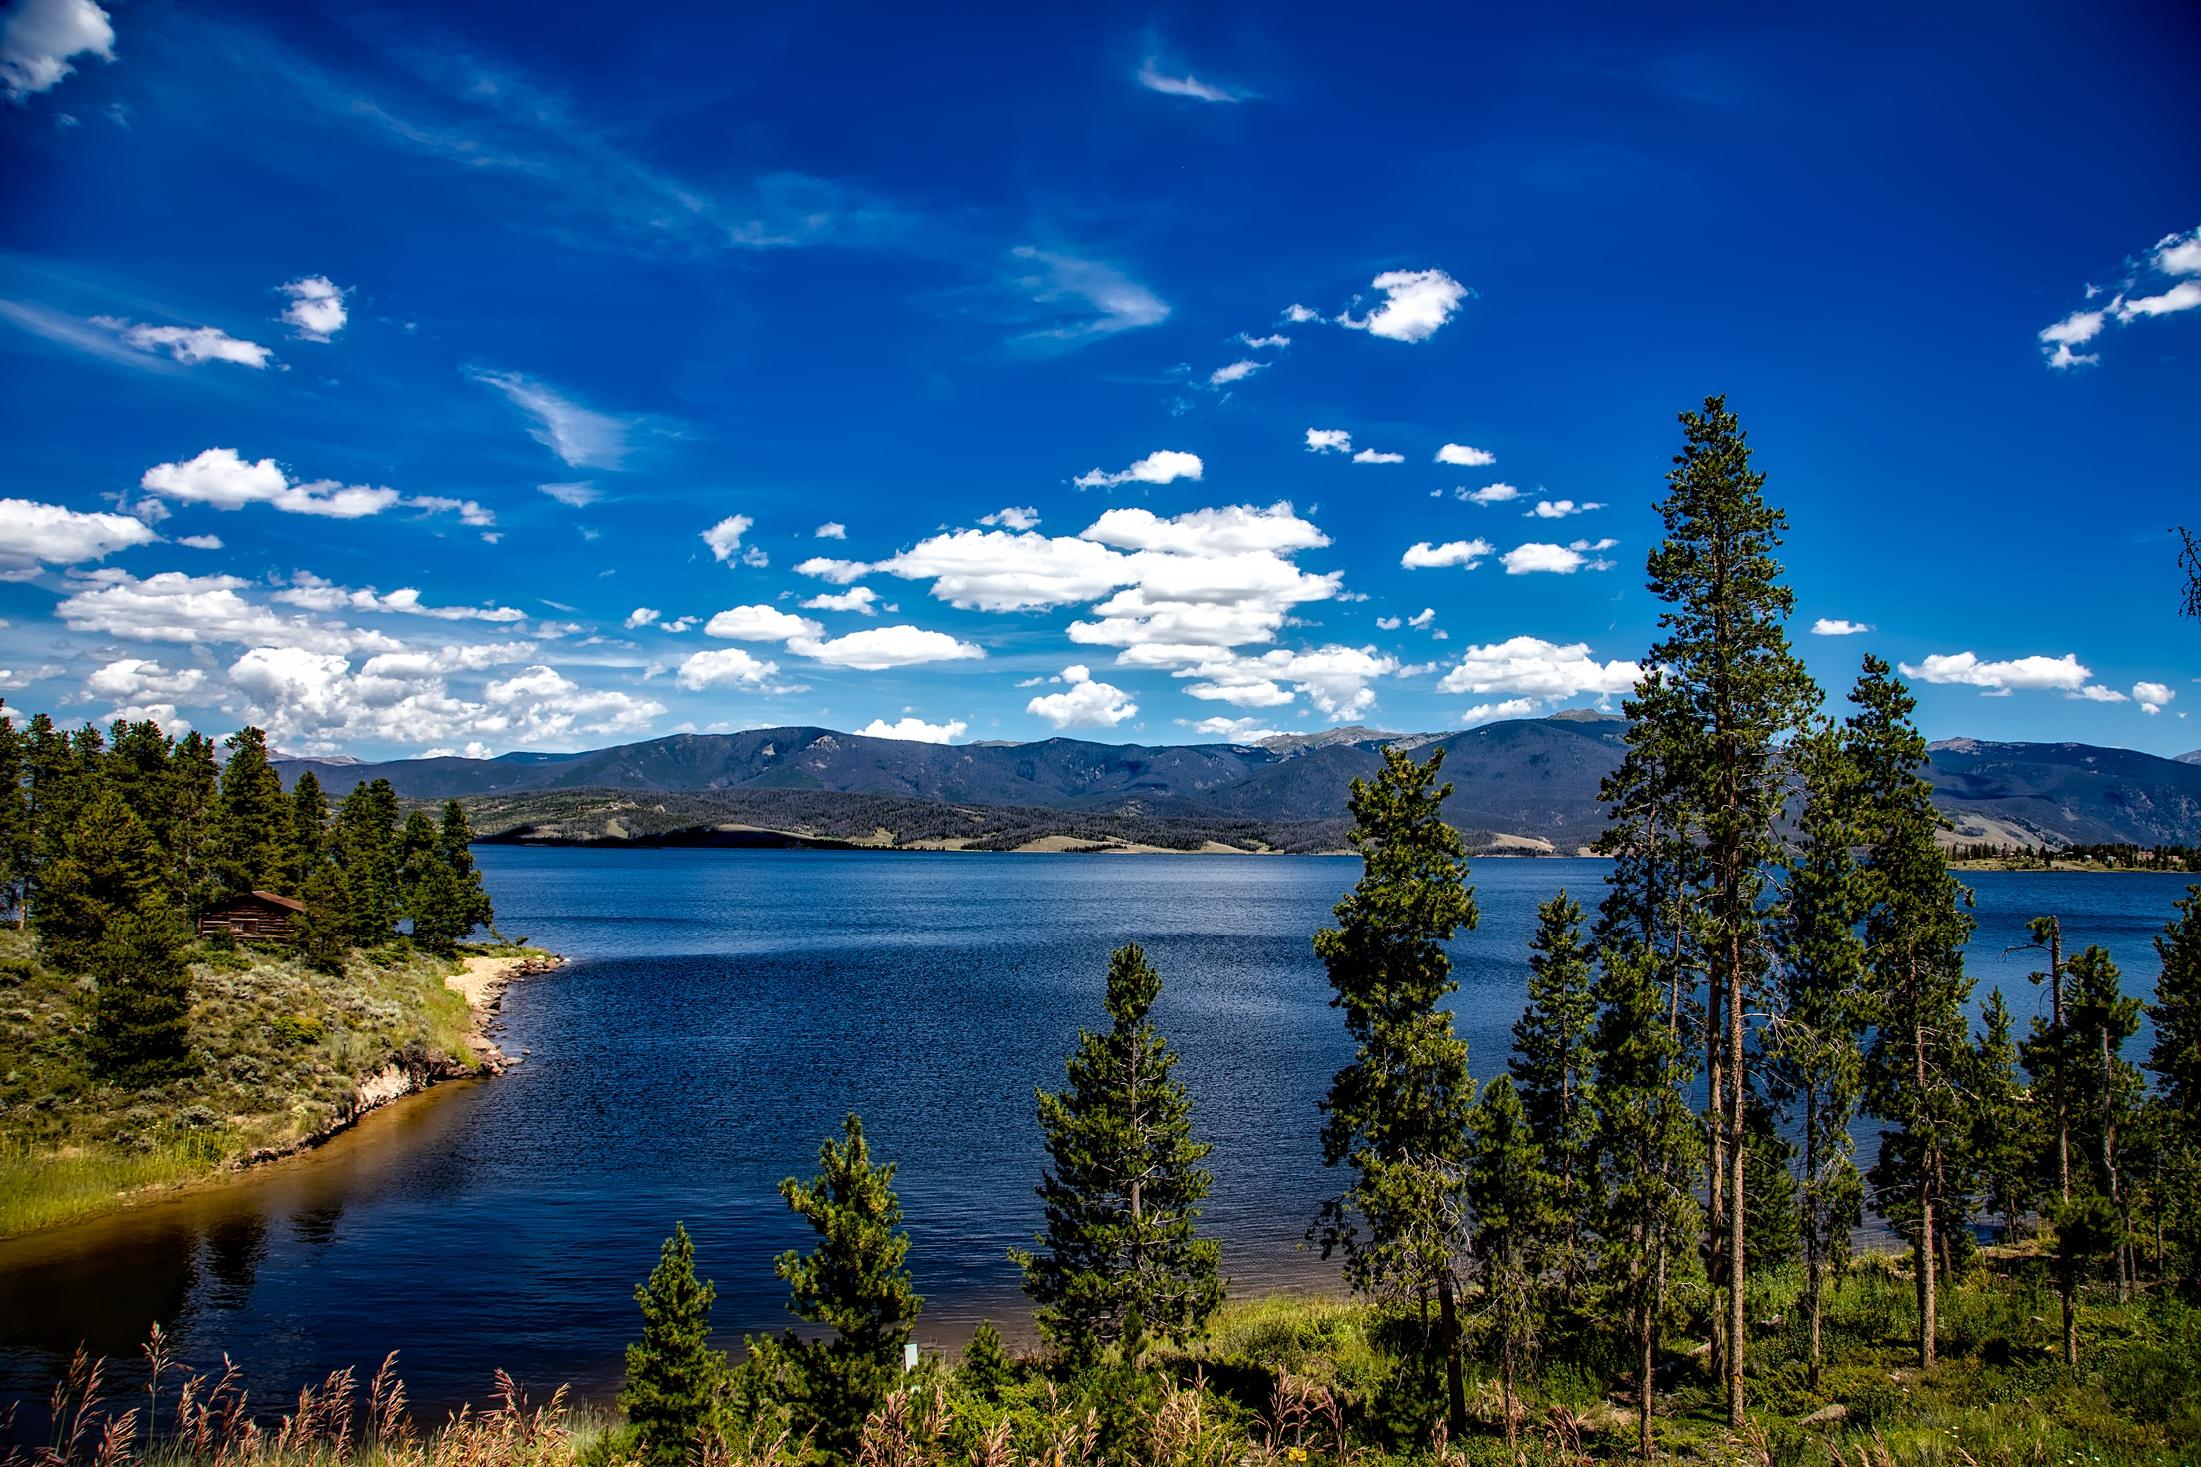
[16,1262,2193,1465]
[0,927,550,1238]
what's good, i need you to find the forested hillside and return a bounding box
[272,714,2201,854]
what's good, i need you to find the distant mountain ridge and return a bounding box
[273,715,2201,853]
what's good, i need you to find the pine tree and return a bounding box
[1508,890,1597,1315]
[440,800,495,932]
[0,708,28,927]
[2150,887,2201,1293]
[1590,663,1705,1461]
[1463,1076,1556,1460]
[406,856,473,955]
[34,790,167,972]
[164,733,225,917]
[294,861,353,974]
[1590,945,1701,1464]
[622,1222,721,1467]
[1851,656,1974,1369]
[1972,990,2034,1244]
[284,771,330,892]
[1740,1097,1800,1270]
[1633,395,1819,1426]
[2065,946,2142,1300]
[89,901,193,1080]
[958,1323,1012,1401]
[1015,943,1222,1363]
[335,780,403,944]
[2025,916,2074,1204]
[776,1114,922,1455]
[1313,746,1478,1439]
[215,728,287,898]
[1769,721,1867,1387]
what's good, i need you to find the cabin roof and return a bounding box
[210,890,307,914]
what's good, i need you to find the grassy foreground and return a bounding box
[0,927,547,1238]
[9,1262,2194,1466]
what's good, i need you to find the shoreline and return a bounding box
[236,948,565,1170]
[0,947,564,1242]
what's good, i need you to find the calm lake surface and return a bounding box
[2,850,2192,1418]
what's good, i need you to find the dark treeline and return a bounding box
[0,710,493,1079]
[1949,839,2201,872]
[604,398,2201,1465]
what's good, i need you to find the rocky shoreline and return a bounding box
[238,949,565,1172]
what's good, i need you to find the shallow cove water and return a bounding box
[1,849,2191,1420]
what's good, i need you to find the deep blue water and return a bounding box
[1,850,2191,1419]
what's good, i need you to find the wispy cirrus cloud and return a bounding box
[1134,57,1249,104]
[469,368,638,469]
[1007,247,1169,342]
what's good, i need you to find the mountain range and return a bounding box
[272,714,2201,855]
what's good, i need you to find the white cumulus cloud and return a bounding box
[0,498,157,578]
[1400,538,1493,570]
[278,276,348,340]
[1073,448,1203,489]
[703,604,821,642]
[1338,268,1468,343]
[1811,618,1872,636]
[701,514,756,563]
[801,585,880,615]
[1305,428,1352,454]
[1435,443,1495,467]
[1898,651,2091,694]
[1,0,112,100]
[2134,681,2175,715]
[1027,664,1137,728]
[676,647,787,691]
[1352,449,1404,465]
[790,625,984,671]
[856,715,967,743]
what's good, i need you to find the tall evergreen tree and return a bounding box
[294,861,353,974]
[775,1114,922,1455]
[1769,721,1868,1387]
[1851,656,1975,1369]
[335,779,403,943]
[34,790,167,972]
[284,770,330,892]
[1632,394,1818,1425]
[0,709,28,926]
[622,1222,721,1467]
[2065,946,2143,1300]
[2150,887,2201,1291]
[1591,664,1705,1460]
[406,857,474,955]
[89,902,193,1080]
[1972,990,2034,1244]
[1312,746,1478,1439]
[1015,943,1222,1362]
[2026,916,2074,1203]
[1508,891,1597,1314]
[164,732,225,916]
[1590,946,1701,1464]
[1463,1076,1556,1461]
[215,728,287,898]
[440,799,494,931]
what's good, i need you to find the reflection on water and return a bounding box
[1,850,2189,1427]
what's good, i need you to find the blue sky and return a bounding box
[1,0,2196,759]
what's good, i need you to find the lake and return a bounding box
[1,850,2191,1420]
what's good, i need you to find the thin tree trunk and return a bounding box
[1805,1086,1824,1391]
[1638,1294,1656,1464]
[1727,923,1746,1427]
[1911,954,1937,1368]
[2061,1266,2078,1368]
[1502,1344,1518,1463]
[1438,1276,1466,1440]
[2049,920,2069,1203]
[1707,967,1726,1388]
